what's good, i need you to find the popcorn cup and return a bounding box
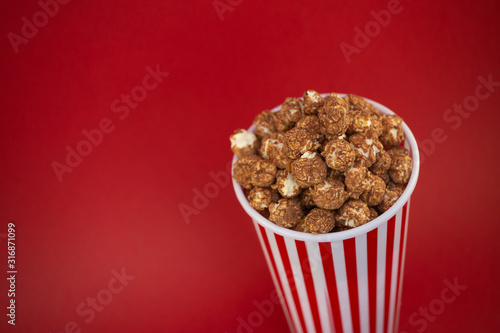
[232,95,420,333]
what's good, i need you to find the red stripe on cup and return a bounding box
[257,224,297,333]
[275,234,308,333]
[366,228,378,333]
[383,216,397,333]
[295,240,323,333]
[319,242,344,333]
[343,238,361,333]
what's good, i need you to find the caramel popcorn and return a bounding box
[269,198,302,228]
[253,110,276,139]
[285,127,315,159]
[230,129,260,158]
[275,170,302,198]
[231,90,414,234]
[251,160,277,187]
[335,199,371,228]
[233,154,261,189]
[291,152,327,188]
[380,115,404,147]
[302,90,324,115]
[304,208,336,234]
[310,178,349,210]
[321,138,356,172]
[248,187,273,211]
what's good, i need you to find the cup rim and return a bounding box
[232,93,420,242]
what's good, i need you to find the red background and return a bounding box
[1,0,499,332]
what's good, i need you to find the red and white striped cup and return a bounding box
[232,95,420,333]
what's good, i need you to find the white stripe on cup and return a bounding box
[265,228,304,333]
[253,221,295,333]
[394,200,411,333]
[376,221,388,333]
[285,237,317,333]
[355,233,370,333]
[331,240,353,333]
[387,209,403,333]
[305,241,334,333]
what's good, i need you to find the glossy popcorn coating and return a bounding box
[247,187,273,211]
[291,152,327,188]
[304,208,336,234]
[230,129,260,158]
[269,198,302,228]
[233,154,261,189]
[310,178,349,210]
[335,199,371,228]
[389,155,413,184]
[380,115,404,146]
[275,170,302,198]
[321,138,356,172]
[251,160,277,187]
[253,110,276,139]
[302,90,324,115]
[285,127,315,159]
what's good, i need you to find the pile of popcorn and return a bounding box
[230,91,413,234]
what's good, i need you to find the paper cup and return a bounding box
[232,95,419,333]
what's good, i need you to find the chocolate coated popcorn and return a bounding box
[253,110,276,139]
[321,138,356,172]
[310,178,349,210]
[291,152,327,188]
[285,127,315,159]
[335,199,371,228]
[304,208,336,234]
[231,90,414,234]
[380,115,404,147]
[269,198,302,228]
[230,129,260,158]
[248,187,273,211]
[302,90,324,115]
[318,94,350,137]
[275,170,302,198]
[233,154,261,189]
[251,160,277,187]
